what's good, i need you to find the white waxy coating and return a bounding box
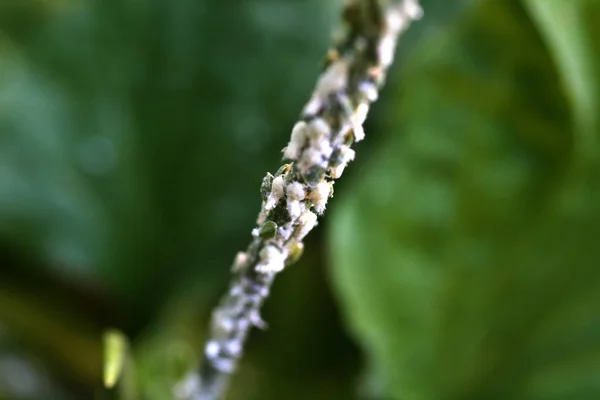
[311,181,332,214]
[330,146,356,179]
[306,118,331,140]
[386,8,407,32]
[231,251,248,272]
[330,164,345,179]
[205,341,220,358]
[286,182,306,201]
[297,211,318,240]
[284,121,308,160]
[309,136,333,159]
[314,62,348,99]
[354,103,369,126]
[256,245,286,273]
[359,81,379,102]
[287,199,304,220]
[303,98,322,116]
[378,35,396,67]
[265,176,286,210]
[298,148,326,173]
[404,0,424,20]
[342,147,356,163]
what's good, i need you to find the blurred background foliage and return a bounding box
[0,0,599,399]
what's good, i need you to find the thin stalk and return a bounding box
[175,1,422,399]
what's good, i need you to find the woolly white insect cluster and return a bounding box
[284,118,334,175]
[286,181,306,220]
[256,245,286,273]
[379,0,423,68]
[260,0,428,278]
[286,182,306,201]
[265,175,285,210]
[310,181,333,214]
[283,122,308,160]
[297,211,318,240]
[231,251,248,273]
[188,3,425,397]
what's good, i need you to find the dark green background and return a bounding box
[1,0,599,399]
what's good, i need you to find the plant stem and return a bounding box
[175,1,422,399]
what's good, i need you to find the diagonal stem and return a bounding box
[175,1,422,399]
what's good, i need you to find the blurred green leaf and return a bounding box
[329,1,600,399]
[525,0,600,161]
[1,1,481,397]
[2,0,342,396]
[0,0,337,315]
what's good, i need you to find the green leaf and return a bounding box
[525,0,600,161]
[0,0,336,311]
[329,1,600,399]
[1,0,341,395]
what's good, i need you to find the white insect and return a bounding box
[283,122,308,160]
[286,182,306,201]
[287,199,305,220]
[256,245,286,274]
[310,181,333,214]
[297,211,318,240]
[330,146,356,179]
[265,176,286,210]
